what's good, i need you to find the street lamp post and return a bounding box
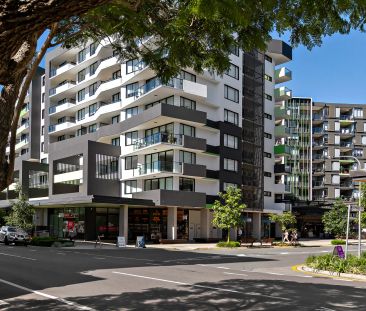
[332,155,362,258]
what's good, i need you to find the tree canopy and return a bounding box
[2,0,366,191]
[322,199,349,238]
[269,212,296,233]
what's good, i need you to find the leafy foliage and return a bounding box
[212,186,246,242]
[331,239,346,245]
[217,241,240,248]
[269,212,296,233]
[5,184,35,231]
[359,182,366,228]
[322,199,349,238]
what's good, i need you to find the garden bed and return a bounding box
[30,237,75,247]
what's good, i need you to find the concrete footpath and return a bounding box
[69,239,366,251]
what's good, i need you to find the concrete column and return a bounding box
[119,205,128,240]
[252,212,262,240]
[43,208,48,226]
[200,208,210,239]
[167,206,177,240]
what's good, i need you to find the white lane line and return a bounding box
[0,278,94,310]
[321,250,329,253]
[280,252,289,255]
[94,257,106,260]
[112,271,290,301]
[266,272,284,276]
[0,252,36,261]
[223,272,248,277]
[298,275,313,278]
[216,266,231,270]
[237,254,247,257]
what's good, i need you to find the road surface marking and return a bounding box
[223,272,248,277]
[280,252,289,255]
[267,272,284,276]
[237,254,247,257]
[321,250,329,253]
[0,277,94,310]
[216,266,231,270]
[94,257,106,260]
[112,271,290,301]
[0,252,36,261]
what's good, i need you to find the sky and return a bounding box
[37,29,366,104]
[277,30,366,104]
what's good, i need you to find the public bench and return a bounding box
[240,237,257,246]
[260,238,274,246]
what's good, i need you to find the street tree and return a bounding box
[5,184,35,231]
[322,199,349,238]
[3,1,366,191]
[358,182,366,228]
[269,212,296,238]
[212,186,246,243]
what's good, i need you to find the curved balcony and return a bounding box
[16,121,30,135]
[49,99,76,117]
[275,67,292,84]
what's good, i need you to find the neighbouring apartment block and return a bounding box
[0,39,293,242]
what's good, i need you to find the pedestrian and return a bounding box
[283,230,289,243]
[238,228,243,240]
[292,230,298,244]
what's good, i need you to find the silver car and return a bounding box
[0,226,30,245]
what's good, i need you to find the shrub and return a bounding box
[331,239,346,245]
[217,241,240,248]
[30,236,74,247]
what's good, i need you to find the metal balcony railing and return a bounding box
[133,133,182,150]
[133,161,182,176]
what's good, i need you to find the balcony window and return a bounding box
[179,151,196,164]
[77,89,85,102]
[224,85,239,103]
[112,92,121,103]
[78,69,86,82]
[145,150,173,166]
[125,131,138,146]
[224,134,238,149]
[78,49,86,63]
[223,182,238,190]
[112,115,120,124]
[145,123,174,137]
[180,97,196,110]
[77,108,86,121]
[145,95,174,110]
[224,109,239,126]
[225,63,239,80]
[144,177,173,191]
[89,42,97,56]
[88,123,97,133]
[125,180,137,194]
[111,137,120,146]
[126,59,142,74]
[89,103,98,116]
[125,156,138,170]
[112,70,121,80]
[179,177,195,192]
[57,135,65,141]
[89,61,98,75]
[229,45,239,56]
[178,70,196,82]
[126,82,139,98]
[89,82,98,96]
[96,154,119,180]
[125,106,139,119]
[224,158,238,172]
[179,123,195,137]
[76,127,87,136]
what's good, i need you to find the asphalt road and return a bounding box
[0,243,365,310]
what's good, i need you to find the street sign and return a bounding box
[136,236,145,248]
[117,236,126,248]
[333,245,345,259]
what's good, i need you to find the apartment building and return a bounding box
[0,39,292,242]
[1,67,49,203]
[277,97,366,237]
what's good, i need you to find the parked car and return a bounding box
[0,226,30,246]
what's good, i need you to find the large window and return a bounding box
[224,85,239,103]
[179,177,195,191]
[89,61,98,76]
[125,156,138,170]
[125,131,138,146]
[78,69,86,82]
[224,158,238,172]
[126,82,139,98]
[224,109,239,126]
[145,96,174,110]
[88,123,97,133]
[96,154,119,180]
[125,107,139,119]
[145,123,174,137]
[179,123,195,137]
[112,70,121,80]
[89,82,98,96]
[76,127,87,136]
[126,59,142,74]
[77,89,85,102]
[89,103,98,116]
[125,180,137,194]
[179,151,196,164]
[111,137,120,146]
[224,134,238,149]
[78,49,86,63]
[225,63,239,80]
[77,108,86,121]
[112,92,121,103]
[89,42,97,56]
[144,177,173,191]
[180,97,196,110]
[112,115,120,124]
[229,45,239,56]
[178,70,196,82]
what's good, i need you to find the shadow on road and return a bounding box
[3,278,366,310]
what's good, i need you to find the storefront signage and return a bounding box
[117,236,126,248]
[333,245,345,259]
[136,236,146,248]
